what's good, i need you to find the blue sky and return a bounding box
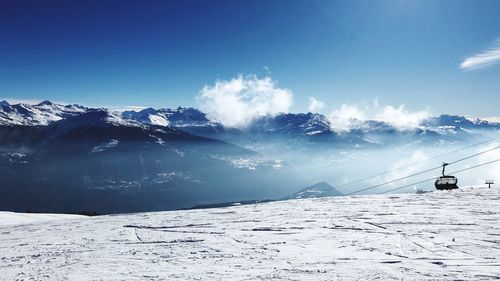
[1,0,499,117]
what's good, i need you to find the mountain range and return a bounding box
[2,100,498,146]
[1,100,499,213]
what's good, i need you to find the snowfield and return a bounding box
[0,212,84,227]
[1,187,500,280]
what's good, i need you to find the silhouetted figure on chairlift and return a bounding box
[435,162,458,190]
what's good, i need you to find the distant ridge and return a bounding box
[1,100,499,148]
[283,181,343,200]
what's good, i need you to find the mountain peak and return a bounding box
[37,100,54,106]
[52,108,142,129]
[283,181,343,200]
[0,100,9,107]
[139,107,158,114]
[309,181,335,189]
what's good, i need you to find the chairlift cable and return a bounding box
[344,145,500,195]
[334,136,499,189]
[377,158,500,195]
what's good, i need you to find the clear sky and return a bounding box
[1,0,499,117]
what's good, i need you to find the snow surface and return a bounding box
[148,114,170,126]
[1,188,500,280]
[0,212,84,227]
[0,102,87,126]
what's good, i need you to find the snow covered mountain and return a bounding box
[247,113,331,138]
[283,181,343,200]
[0,100,88,126]
[121,108,498,149]
[121,106,248,143]
[0,103,301,214]
[1,100,499,213]
[0,107,304,213]
[122,106,219,128]
[423,114,500,130]
[1,100,498,144]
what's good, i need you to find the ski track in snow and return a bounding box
[1,188,500,280]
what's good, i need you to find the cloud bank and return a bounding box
[328,104,367,132]
[198,75,293,128]
[328,101,430,132]
[376,105,430,130]
[198,75,429,131]
[308,97,325,112]
[460,39,500,70]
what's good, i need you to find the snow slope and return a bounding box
[0,100,88,126]
[1,187,500,280]
[0,212,84,226]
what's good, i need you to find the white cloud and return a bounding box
[483,116,500,123]
[308,97,325,112]
[375,105,429,130]
[327,103,367,132]
[460,39,500,70]
[198,74,293,128]
[327,102,430,132]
